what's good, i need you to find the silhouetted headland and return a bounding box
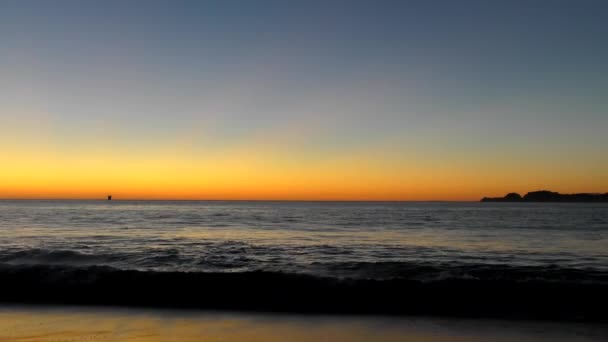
[481,190,608,202]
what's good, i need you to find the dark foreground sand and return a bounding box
[0,306,606,342]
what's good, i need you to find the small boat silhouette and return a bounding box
[107,195,112,201]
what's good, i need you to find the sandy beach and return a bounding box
[0,305,606,342]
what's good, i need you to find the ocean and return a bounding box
[0,200,607,319]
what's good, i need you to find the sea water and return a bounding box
[0,200,606,283]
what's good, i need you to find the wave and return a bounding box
[0,249,114,266]
[1,248,607,284]
[0,264,606,321]
[312,261,608,283]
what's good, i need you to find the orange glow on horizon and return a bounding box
[2,148,605,201]
[2,120,606,201]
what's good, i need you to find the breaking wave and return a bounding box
[0,264,606,321]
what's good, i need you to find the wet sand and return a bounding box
[0,305,606,342]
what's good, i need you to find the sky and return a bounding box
[1,0,607,200]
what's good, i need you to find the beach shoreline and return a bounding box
[0,304,606,342]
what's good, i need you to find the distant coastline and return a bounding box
[481,190,608,202]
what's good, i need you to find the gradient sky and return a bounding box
[1,0,607,200]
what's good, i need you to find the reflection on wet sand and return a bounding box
[0,306,607,342]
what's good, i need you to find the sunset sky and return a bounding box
[1,0,607,200]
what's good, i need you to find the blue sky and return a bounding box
[1,0,607,199]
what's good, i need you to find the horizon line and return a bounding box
[2,190,605,203]
[0,197,480,203]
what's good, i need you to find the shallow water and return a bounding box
[0,200,607,281]
[0,305,606,342]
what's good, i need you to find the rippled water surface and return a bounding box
[0,200,607,280]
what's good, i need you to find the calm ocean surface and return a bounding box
[1,200,607,282]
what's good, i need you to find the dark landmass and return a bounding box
[0,265,607,322]
[481,190,608,202]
